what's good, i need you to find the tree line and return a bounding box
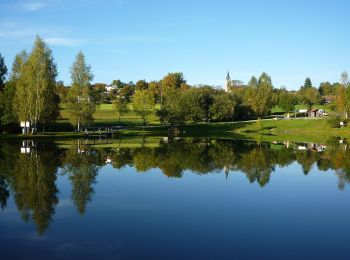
[0,36,349,133]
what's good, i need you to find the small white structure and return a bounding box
[20,121,30,134]
[106,157,112,164]
[106,85,118,93]
[21,141,31,154]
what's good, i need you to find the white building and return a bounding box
[105,85,118,93]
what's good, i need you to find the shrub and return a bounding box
[327,115,341,128]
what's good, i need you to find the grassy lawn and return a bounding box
[178,118,350,143]
[59,103,160,127]
[3,103,350,143]
[271,104,332,114]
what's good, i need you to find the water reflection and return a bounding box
[61,146,101,215]
[0,137,350,234]
[0,142,60,235]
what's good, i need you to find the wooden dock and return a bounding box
[83,126,123,139]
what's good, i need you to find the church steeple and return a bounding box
[224,70,231,92]
[226,70,231,81]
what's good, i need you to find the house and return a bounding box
[307,109,328,117]
[106,85,118,93]
[308,109,320,117]
[321,95,336,104]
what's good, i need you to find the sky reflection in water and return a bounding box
[0,138,350,259]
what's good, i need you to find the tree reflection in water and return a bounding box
[0,142,60,235]
[0,137,350,234]
[61,143,101,215]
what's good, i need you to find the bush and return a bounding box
[327,115,341,128]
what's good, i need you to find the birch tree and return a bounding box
[132,90,154,125]
[65,51,97,131]
[247,73,275,118]
[13,36,58,132]
[339,71,350,118]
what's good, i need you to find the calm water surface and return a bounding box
[1,138,350,259]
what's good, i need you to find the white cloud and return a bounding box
[21,1,46,11]
[0,22,81,47]
[45,37,81,46]
[0,22,34,38]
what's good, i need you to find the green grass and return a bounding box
[230,118,350,143]
[54,136,163,149]
[0,132,83,141]
[59,103,159,127]
[271,104,332,114]
[3,102,350,143]
[174,118,350,143]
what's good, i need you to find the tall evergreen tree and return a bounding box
[304,77,312,88]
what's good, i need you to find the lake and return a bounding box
[0,137,350,259]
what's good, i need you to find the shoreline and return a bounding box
[1,118,350,144]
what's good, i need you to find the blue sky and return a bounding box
[0,0,349,90]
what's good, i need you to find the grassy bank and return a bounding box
[179,118,350,143]
[59,103,159,127]
[2,103,349,143]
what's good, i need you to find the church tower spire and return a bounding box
[224,70,231,92]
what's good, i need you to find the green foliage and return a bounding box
[70,51,93,87]
[278,89,297,114]
[247,72,275,118]
[9,143,59,235]
[148,81,161,102]
[12,36,58,131]
[0,82,18,131]
[111,79,126,89]
[182,86,215,122]
[248,76,258,88]
[210,91,236,121]
[161,72,186,90]
[65,52,97,130]
[298,86,320,110]
[62,148,99,215]
[318,81,335,96]
[66,84,98,130]
[255,119,263,131]
[157,88,186,125]
[135,80,149,91]
[327,115,342,128]
[304,77,313,88]
[0,53,8,91]
[12,51,28,121]
[132,90,155,125]
[113,96,129,121]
